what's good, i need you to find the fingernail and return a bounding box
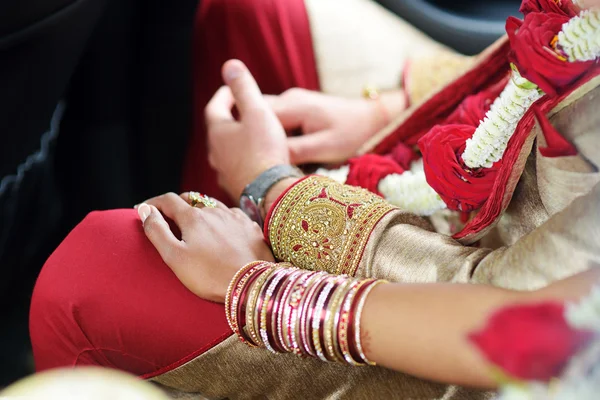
[224,61,243,83]
[137,203,151,223]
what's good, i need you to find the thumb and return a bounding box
[287,131,342,164]
[222,59,266,115]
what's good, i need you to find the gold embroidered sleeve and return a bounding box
[265,176,397,276]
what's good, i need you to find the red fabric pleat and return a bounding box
[182,0,320,205]
[533,105,578,158]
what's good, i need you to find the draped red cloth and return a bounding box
[30,0,318,376]
[30,209,232,377]
[181,0,320,205]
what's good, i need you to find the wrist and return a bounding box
[378,90,407,122]
[363,88,407,132]
[225,261,388,364]
[262,177,302,219]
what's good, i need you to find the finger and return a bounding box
[287,130,343,164]
[205,86,235,125]
[144,192,194,227]
[222,59,266,114]
[264,94,305,130]
[230,207,249,219]
[179,192,229,211]
[138,204,185,265]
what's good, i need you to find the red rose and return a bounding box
[507,13,594,96]
[418,124,500,212]
[469,302,594,381]
[386,142,419,170]
[519,0,579,17]
[346,154,405,196]
[445,77,507,126]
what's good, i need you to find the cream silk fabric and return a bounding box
[303,0,449,97]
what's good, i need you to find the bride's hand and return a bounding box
[267,89,405,165]
[136,193,275,303]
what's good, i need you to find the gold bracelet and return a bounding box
[245,266,276,347]
[324,278,353,362]
[353,280,387,366]
[229,263,388,367]
[225,261,266,327]
[338,279,369,365]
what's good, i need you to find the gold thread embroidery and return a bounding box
[268,176,396,276]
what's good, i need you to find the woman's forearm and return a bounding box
[361,268,600,388]
[227,261,599,388]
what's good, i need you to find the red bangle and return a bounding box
[237,265,271,346]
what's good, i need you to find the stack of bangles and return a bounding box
[225,261,388,366]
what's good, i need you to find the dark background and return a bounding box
[0,0,519,387]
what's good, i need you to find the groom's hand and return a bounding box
[206,60,290,201]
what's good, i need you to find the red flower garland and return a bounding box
[469,302,594,381]
[418,124,501,212]
[519,0,580,17]
[346,154,406,196]
[507,12,594,96]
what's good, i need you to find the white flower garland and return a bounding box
[566,284,600,332]
[558,9,600,62]
[461,73,543,169]
[317,8,599,216]
[378,160,447,216]
[315,165,349,184]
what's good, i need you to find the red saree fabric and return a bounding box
[30,209,232,376]
[181,0,320,205]
[30,0,318,377]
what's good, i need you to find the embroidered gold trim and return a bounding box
[268,176,396,276]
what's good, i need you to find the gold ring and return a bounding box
[188,192,218,208]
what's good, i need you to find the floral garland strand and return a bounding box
[462,7,600,170]
[317,6,599,217]
[461,72,542,169]
[378,160,447,216]
[558,8,600,62]
[566,284,600,332]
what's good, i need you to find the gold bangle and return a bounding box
[278,270,307,352]
[225,261,266,328]
[260,268,291,353]
[245,265,276,347]
[338,279,369,366]
[298,272,329,357]
[311,276,338,362]
[354,280,387,365]
[226,262,270,345]
[362,85,380,100]
[324,278,353,362]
